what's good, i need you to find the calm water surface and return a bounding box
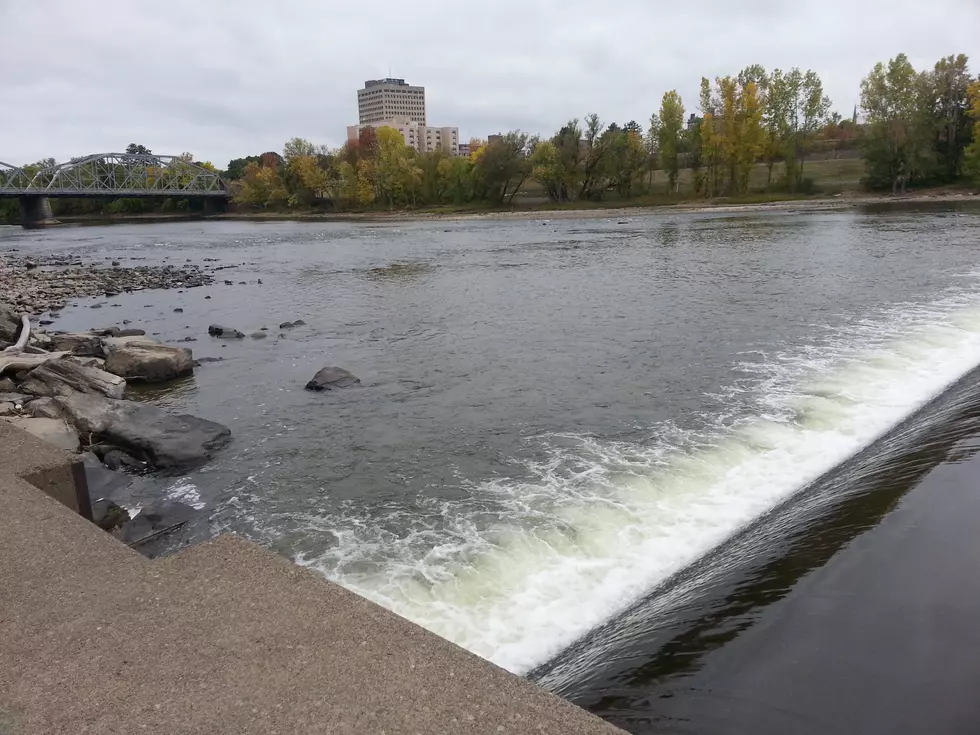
[3,204,980,679]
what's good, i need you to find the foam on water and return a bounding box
[296,285,980,674]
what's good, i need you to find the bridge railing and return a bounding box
[0,153,226,197]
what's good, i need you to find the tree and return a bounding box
[762,68,792,188]
[225,155,261,180]
[784,69,831,188]
[233,161,288,208]
[472,131,534,205]
[932,54,973,181]
[579,113,612,199]
[530,140,565,202]
[283,137,317,164]
[964,81,980,186]
[373,127,414,209]
[656,91,685,193]
[861,54,936,192]
[126,143,152,155]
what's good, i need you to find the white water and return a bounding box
[296,287,980,674]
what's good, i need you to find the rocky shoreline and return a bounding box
[0,251,360,555]
[0,252,214,315]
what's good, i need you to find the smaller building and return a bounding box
[347,117,459,155]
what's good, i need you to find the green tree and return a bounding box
[861,54,936,192]
[964,81,980,185]
[762,68,792,188]
[656,90,686,193]
[472,131,534,205]
[932,54,973,182]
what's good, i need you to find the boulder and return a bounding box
[54,393,231,470]
[279,321,294,329]
[67,356,106,370]
[2,416,79,452]
[26,396,64,419]
[103,337,193,382]
[0,402,16,417]
[91,498,130,531]
[305,366,360,391]
[103,449,144,471]
[48,332,105,357]
[249,331,267,340]
[19,357,126,399]
[0,392,31,406]
[0,377,17,392]
[115,500,198,548]
[208,325,244,339]
[0,304,21,345]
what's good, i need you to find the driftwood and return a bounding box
[0,352,70,376]
[1,314,30,354]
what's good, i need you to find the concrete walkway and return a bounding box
[0,422,622,734]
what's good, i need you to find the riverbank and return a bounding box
[0,421,621,735]
[213,189,980,222]
[28,188,980,229]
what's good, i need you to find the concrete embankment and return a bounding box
[0,421,622,734]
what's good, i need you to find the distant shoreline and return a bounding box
[18,189,980,229]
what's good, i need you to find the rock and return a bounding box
[250,331,267,340]
[26,396,63,419]
[90,303,103,309]
[208,325,244,339]
[114,328,146,338]
[0,402,16,417]
[48,332,105,356]
[0,392,31,406]
[103,337,194,383]
[91,498,130,531]
[54,392,231,470]
[19,357,126,400]
[205,295,212,300]
[67,356,106,370]
[224,280,233,285]
[178,336,197,342]
[0,304,22,344]
[194,357,223,365]
[103,448,144,472]
[115,500,198,547]
[111,260,120,266]
[305,366,360,391]
[279,321,294,329]
[2,416,79,452]
[0,377,17,392]
[292,319,306,326]
[173,308,183,313]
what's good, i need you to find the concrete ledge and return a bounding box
[0,423,621,734]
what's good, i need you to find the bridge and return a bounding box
[0,153,228,228]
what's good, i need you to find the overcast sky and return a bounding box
[2,0,978,168]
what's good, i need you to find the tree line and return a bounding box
[3,53,978,224]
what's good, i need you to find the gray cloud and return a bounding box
[2,0,978,167]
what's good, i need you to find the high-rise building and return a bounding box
[358,78,426,126]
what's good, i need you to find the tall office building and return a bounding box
[357,78,426,126]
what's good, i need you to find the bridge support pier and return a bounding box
[18,196,58,229]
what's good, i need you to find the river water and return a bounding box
[3,203,980,682]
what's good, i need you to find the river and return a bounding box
[3,203,980,687]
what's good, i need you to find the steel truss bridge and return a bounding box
[0,153,227,198]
